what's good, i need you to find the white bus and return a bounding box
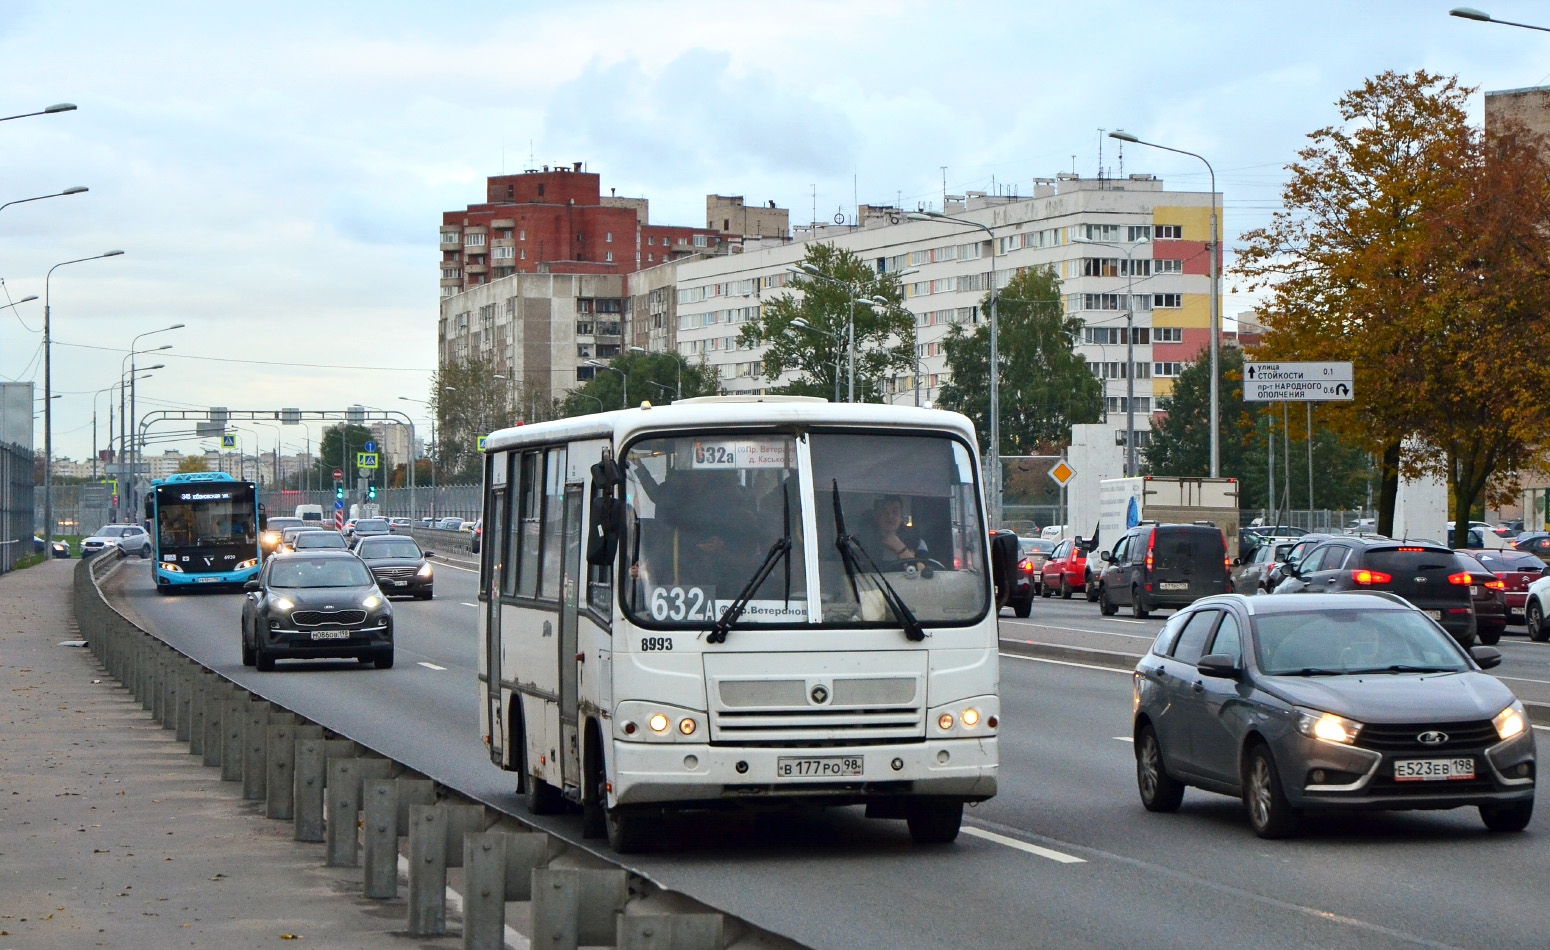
[477,396,1002,851]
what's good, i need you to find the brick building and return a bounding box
[438,164,726,296]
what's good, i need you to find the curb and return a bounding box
[1000,638,1550,727]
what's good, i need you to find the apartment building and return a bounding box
[671,174,1222,454]
[439,164,726,296]
[439,270,628,414]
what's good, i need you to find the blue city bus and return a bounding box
[146,472,261,593]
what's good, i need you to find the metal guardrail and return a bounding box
[403,526,478,560]
[74,549,801,949]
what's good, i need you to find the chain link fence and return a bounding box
[1,441,35,573]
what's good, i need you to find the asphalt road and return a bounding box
[108,560,1550,950]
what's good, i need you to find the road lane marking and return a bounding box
[1113,736,1133,742]
[461,602,479,608]
[430,559,478,573]
[1495,674,1550,686]
[1001,619,1155,640]
[962,826,1085,863]
[999,652,1132,674]
[1109,618,1146,625]
[417,661,447,671]
[1535,725,1550,732]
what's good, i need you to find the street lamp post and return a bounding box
[788,317,844,403]
[789,266,917,404]
[122,324,183,510]
[0,186,87,216]
[586,360,627,409]
[43,250,125,546]
[1110,130,1219,477]
[1450,7,1550,30]
[0,103,76,123]
[907,211,1003,525]
[1073,234,1150,476]
[400,396,437,519]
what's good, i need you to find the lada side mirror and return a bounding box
[1470,646,1503,670]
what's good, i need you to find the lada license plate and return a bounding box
[1394,758,1474,781]
[777,756,863,778]
[310,630,350,641]
[1158,582,1189,591]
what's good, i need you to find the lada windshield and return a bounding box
[620,429,988,629]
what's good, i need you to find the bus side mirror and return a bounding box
[988,532,1019,609]
[586,459,623,567]
[144,497,154,521]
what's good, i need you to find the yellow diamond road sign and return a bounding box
[1049,461,1075,487]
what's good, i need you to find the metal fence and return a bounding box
[1,441,35,573]
[40,483,114,541]
[259,484,483,523]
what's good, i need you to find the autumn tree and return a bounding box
[937,266,1102,456]
[559,350,721,417]
[737,243,915,401]
[1236,71,1473,537]
[175,455,208,474]
[432,355,519,484]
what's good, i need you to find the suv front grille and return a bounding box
[290,609,367,628]
[1355,720,1496,754]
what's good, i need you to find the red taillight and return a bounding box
[954,557,962,570]
[1447,572,1472,586]
[1484,578,1505,590]
[1397,547,1425,552]
[1145,531,1155,572]
[1018,558,1033,572]
[1351,569,1392,585]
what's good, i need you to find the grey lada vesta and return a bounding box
[1131,592,1534,837]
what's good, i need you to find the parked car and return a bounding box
[1097,523,1230,619]
[420,517,435,528]
[1232,539,1297,595]
[387,517,412,533]
[353,535,434,600]
[1132,592,1533,837]
[240,551,394,670]
[1474,550,1546,627]
[290,530,350,552]
[1267,534,1339,590]
[261,516,305,558]
[1272,538,1477,648]
[80,524,151,558]
[1521,567,1550,641]
[1454,552,1508,645]
[1040,537,1089,599]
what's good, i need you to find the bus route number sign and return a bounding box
[649,586,717,622]
[690,439,788,469]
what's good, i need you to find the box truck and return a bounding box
[1095,477,1240,560]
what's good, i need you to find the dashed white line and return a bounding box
[962,826,1086,864]
[431,559,478,574]
[1113,736,1134,742]
[999,653,1132,675]
[417,661,447,671]
[1000,619,1154,640]
[461,602,479,608]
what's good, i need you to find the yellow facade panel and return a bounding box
[1152,378,1175,399]
[1151,205,1214,243]
[1149,295,1210,329]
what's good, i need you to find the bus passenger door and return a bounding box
[484,484,507,767]
[559,484,584,789]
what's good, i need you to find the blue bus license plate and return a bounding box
[195,577,219,583]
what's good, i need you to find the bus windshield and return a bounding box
[620,429,988,629]
[158,487,257,547]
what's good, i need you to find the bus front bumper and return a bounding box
[610,736,997,807]
[157,565,260,587]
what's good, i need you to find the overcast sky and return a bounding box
[1,0,1544,462]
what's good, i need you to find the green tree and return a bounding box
[312,423,378,489]
[737,243,915,401]
[432,355,519,484]
[559,350,721,417]
[936,266,1102,456]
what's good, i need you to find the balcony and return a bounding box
[440,233,461,250]
[466,262,488,275]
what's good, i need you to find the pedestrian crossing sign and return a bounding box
[357,452,379,469]
[221,434,236,449]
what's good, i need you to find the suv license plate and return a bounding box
[1394,758,1474,781]
[776,756,863,778]
[1424,610,1443,620]
[310,630,350,641]
[1158,582,1189,591]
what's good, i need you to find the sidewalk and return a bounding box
[0,559,463,949]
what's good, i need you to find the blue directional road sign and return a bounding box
[333,498,344,511]
[364,440,376,452]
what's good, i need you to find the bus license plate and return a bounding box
[310,631,350,641]
[777,756,863,778]
[195,577,219,583]
[1394,758,1474,781]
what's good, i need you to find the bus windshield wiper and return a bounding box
[832,480,926,642]
[708,484,792,644]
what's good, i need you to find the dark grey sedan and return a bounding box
[1132,592,1534,837]
[353,535,434,599]
[241,552,394,670]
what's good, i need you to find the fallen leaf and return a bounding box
[280,934,299,940]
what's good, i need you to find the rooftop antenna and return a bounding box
[1118,140,1124,178]
[941,166,948,207]
[1097,129,1105,180]
[810,184,817,231]
[1072,155,1077,175]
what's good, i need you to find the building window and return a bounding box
[1082,258,1120,278]
[1106,396,1153,413]
[647,254,654,262]
[465,232,486,247]
[1153,327,1183,343]
[1080,293,1124,310]
[440,230,459,244]
[1082,327,1150,345]
[1154,225,1183,240]
[1153,258,1183,274]
[1127,225,1152,242]
[441,268,461,280]
[1154,362,1184,377]
[605,251,613,262]
[605,232,613,243]
[693,234,708,247]
[647,236,654,245]
[1079,224,1121,242]
[1152,293,1183,309]
[520,249,526,260]
[519,230,526,241]
[492,246,515,260]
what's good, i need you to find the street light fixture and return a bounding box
[586,359,628,409]
[1450,7,1550,30]
[906,209,1005,525]
[0,186,88,215]
[1,103,77,123]
[788,317,844,403]
[121,323,183,510]
[43,249,125,546]
[1073,234,1150,477]
[1109,130,1221,478]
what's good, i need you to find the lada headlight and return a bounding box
[1295,707,1362,745]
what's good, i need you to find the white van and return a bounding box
[294,504,324,524]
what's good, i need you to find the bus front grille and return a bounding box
[710,705,924,744]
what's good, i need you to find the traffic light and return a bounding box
[367,484,377,500]
[335,484,344,501]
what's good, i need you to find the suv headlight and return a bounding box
[272,597,295,611]
[1494,701,1527,741]
[1295,707,1362,745]
[362,594,381,609]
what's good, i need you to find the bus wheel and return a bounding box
[606,804,656,854]
[905,798,963,844]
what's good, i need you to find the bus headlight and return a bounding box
[236,558,259,571]
[160,562,183,573]
[649,714,669,733]
[678,718,696,736]
[938,713,955,731]
[961,708,980,727]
